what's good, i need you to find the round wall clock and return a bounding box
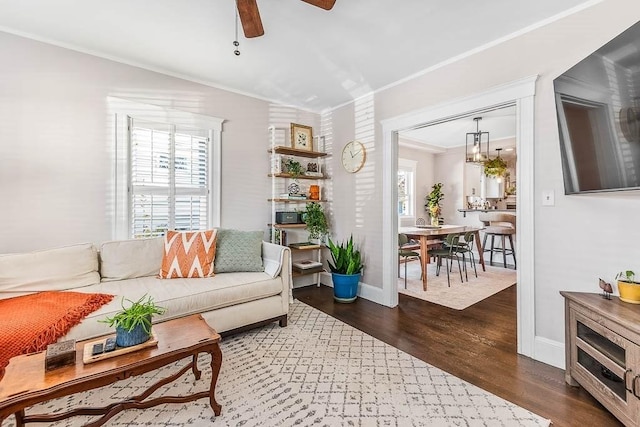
[341,141,366,173]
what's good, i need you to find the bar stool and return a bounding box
[479,213,516,269]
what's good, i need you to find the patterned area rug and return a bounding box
[6,301,548,426]
[398,261,517,310]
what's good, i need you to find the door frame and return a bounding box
[380,75,537,357]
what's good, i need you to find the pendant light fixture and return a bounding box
[465,117,490,163]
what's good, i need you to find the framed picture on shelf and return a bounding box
[290,123,313,151]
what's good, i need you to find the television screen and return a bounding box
[554,21,640,194]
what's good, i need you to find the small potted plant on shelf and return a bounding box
[425,182,444,226]
[615,270,640,304]
[327,235,364,303]
[302,202,328,242]
[283,158,304,179]
[100,295,166,347]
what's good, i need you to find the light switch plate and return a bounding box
[542,190,555,206]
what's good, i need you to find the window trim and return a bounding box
[109,97,224,240]
[398,158,417,219]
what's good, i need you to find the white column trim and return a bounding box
[380,75,538,359]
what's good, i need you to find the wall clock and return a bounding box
[341,141,366,173]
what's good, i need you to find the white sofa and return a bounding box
[0,237,292,342]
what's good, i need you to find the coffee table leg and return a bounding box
[191,354,201,380]
[209,343,223,415]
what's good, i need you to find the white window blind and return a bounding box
[129,118,210,238]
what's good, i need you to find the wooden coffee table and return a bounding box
[0,314,222,426]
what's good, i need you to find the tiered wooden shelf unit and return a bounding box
[561,291,640,426]
[268,126,329,286]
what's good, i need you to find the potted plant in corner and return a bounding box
[425,182,444,226]
[303,202,329,243]
[100,295,166,347]
[327,235,364,303]
[615,270,640,304]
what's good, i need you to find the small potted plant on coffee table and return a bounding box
[101,295,166,347]
[615,270,640,304]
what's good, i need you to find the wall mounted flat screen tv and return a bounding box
[554,21,640,194]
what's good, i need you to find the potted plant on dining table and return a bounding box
[425,182,444,226]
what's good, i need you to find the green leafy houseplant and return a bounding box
[327,235,364,275]
[616,270,639,284]
[615,270,640,304]
[425,183,444,223]
[101,295,166,334]
[303,202,328,240]
[483,156,508,177]
[283,158,304,179]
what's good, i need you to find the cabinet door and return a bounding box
[571,310,639,425]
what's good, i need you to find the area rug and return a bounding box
[398,261,517,310]
[5,301,548,427]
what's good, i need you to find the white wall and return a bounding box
[326,0,640,367]
[0,31,318,253]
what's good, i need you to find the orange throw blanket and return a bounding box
[0,291,114,374]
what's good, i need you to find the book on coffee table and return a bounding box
[289,242,321,249]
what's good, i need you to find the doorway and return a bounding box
[380,76,537,358]
[395,106,518,308]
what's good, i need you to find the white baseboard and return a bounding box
[534,336,564,369]
[319,272,385,305]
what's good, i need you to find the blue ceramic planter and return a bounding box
[332,272,361,303]
[116,319,151,347]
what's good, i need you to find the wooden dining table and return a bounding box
[399,225,486,291]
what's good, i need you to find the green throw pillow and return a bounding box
[214,229,264,273]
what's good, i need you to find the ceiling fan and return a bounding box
[236,0,336,38]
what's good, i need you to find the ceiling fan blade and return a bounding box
[300,0,336,10]
[236,0,264,38]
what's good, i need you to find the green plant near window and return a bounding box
[283,158,304,179]
[327,235,363,275]
[302,202,328,240]
[425,182,444,218]
[483,156,508,178]
[100,295,166,334]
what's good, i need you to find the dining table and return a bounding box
[399,225,486,291]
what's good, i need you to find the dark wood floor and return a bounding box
[293,284,622,427]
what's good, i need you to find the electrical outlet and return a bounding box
[542,190,555,206]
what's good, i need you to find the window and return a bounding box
[398,159,417,217]
[111,97,224,240]
[129,119,210,238]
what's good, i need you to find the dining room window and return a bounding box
[398,158,417,218]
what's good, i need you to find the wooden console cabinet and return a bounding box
[561,292,640,426]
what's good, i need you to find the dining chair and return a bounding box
[428,233,463,287]
[398,233,424,288]
[452,231,477,281]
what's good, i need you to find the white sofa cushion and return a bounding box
[0,243,100,298]
[100,237,163,281]
[61,271,283,341]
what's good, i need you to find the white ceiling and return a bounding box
[0,0,594,112]
[400,105,517,150]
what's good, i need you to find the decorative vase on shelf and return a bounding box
[430,215,439,227]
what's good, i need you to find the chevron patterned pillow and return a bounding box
[159,230,218,279]
[214,229,264,273]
